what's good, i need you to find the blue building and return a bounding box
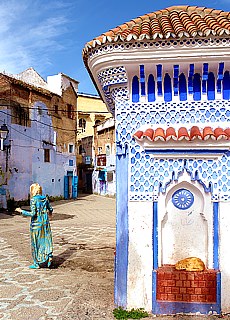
[83,5,230,315]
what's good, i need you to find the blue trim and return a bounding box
[140,65,146,96]
[207,72,215,100]
[173,65,179,96]
[179,73,187,101]
[223,71,230,100]
[203,63,208,80]
[157,65,163,96]
[152,270,157,313]
[132,76,139,102]
[153,202,158,270]
[145,149,228,155]
[218,62,224,80]
[148,74,155,102]
[115,143,129,308]
[152,300,220,315]
[188,64,194,94]
[164,73,172,102]
[213,202,219,270]
[216,272,221,314]
[193,73,201,100]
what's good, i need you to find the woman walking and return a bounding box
[16,183,53,269]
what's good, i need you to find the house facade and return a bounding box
[93,117,116,196]
[76,93,112,192]
[83,5,230,315]
[0,69,78,208]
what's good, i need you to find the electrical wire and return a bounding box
[0,109,77,132]
[0,118,76,146]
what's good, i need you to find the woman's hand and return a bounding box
[15,208,22,214]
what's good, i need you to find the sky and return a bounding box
[0,0,229,95]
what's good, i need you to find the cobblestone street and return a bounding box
[0,194,116,320]
[0,194,229,320]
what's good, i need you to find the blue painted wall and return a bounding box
[114,143,129,307]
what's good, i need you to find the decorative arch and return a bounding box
[147,74,155,102]
[132,76,139,102]
[193,73,201,100]
[207,72,215,100]
[179,73,187,101]
[164,73,172,102]
[223,71,230,100]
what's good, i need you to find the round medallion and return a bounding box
[172,188,194,210]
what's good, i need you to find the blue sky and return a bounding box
[0,0,229,95]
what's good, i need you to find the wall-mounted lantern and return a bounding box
[0,123,9,151]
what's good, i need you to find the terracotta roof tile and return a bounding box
[133,126,230,142]
[83,5,230,53]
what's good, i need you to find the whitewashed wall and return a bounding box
[127,201,153,311]
[219,201,230,312]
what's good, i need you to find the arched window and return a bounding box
[147,74,155,102]
[164,73,172,102]
[207,72,215,100]
[179,73,187,101]
[193,73,201,101]
[223,71,230,100]
[132,76,139,102]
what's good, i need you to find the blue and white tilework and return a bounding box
[100,68,230,202]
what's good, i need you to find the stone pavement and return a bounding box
[0,194,116,320]
[0,194,229,320]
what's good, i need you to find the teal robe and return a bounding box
[22,195,53,267]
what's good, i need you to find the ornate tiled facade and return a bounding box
[83,4,230,315]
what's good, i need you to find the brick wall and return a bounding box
[157,265,217,303]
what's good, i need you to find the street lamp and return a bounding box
[0,123,9,151]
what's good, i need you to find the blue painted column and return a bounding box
[114,142,129,307]
[213,201,221,314]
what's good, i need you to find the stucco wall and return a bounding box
[127,201,153,311]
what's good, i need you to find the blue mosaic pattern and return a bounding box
[97,66,127,115]
[111,86,230,202]
[172,189,194,210]
[95,63,230,202]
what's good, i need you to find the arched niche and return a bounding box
[158,172,213,268]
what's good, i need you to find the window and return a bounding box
[54,105,58,114]
[12,105,29,126]
[98,147,102,155]
[44,149,50,162]
[37,106,42,116]
[68,144,74,153]
[79,118,86,132]
[69,159,73,166]
[67,104,74,119]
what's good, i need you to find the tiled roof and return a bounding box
[133,126,230,142]
[83,6,230,53]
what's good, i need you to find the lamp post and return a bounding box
[0,123,9,151]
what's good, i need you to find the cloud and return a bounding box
[0,0,74,75]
